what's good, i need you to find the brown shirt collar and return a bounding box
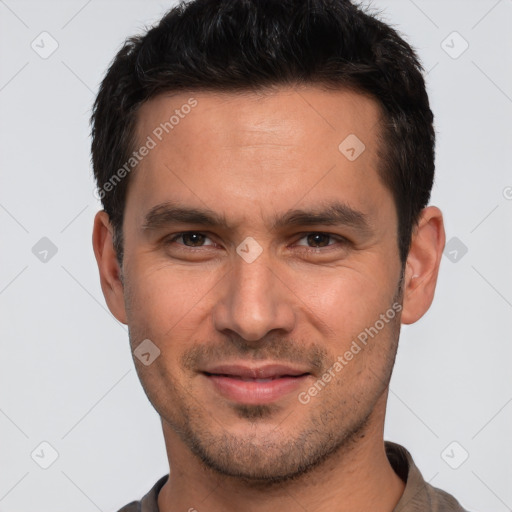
[386,441,468,512]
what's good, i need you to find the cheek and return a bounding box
[291,265,397,339]
[125,260,218,339]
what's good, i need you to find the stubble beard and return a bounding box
[127,269,404,487]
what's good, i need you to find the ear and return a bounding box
[401,206,445,325]
[92,210,127,324]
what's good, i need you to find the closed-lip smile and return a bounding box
[201,363,311,404]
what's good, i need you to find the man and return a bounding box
[90,0,467,510]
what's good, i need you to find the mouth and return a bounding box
[201,364,311,404]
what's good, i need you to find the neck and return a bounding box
[158,400,405,512]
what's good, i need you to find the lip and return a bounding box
[201,363,311,404]
[203,363,310,379]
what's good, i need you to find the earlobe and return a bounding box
[401,206,445,325]
[92,211,128,324]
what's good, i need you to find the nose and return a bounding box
[212,253,296,342]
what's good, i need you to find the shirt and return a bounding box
[116,441,468,512]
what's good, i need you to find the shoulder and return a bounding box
[386,442,469,512]
[425,483,469,512]
[116,500,140,512]
[113,474,169,512]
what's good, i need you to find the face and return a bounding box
[108,86,407,481]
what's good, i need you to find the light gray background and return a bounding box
[1,0,511,510]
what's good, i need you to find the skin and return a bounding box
[93,85,445,512]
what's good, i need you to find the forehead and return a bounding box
[126,86,390,223]
[135,85,382,150]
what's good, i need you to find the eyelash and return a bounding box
[164,231,349,252]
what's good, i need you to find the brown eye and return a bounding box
[296,232,340,248]
[305,233,331,247]
[168,232,214,247]
[181,233,206,246]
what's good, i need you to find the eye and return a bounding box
[295,232,346,249]
[167,232,215,247]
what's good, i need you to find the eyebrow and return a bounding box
[141,200,372,235]
[142,202,230,231]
